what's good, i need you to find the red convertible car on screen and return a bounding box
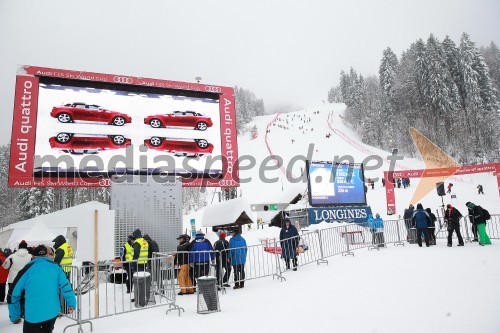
[49,133,131,154]
[144,111,213,131]
[51,103,132,126]
[144,137,214,157]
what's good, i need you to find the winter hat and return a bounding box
[284,218,291,224]
[375,213,380,218]
[416,203,423,210]
[196,229,205,236]
[176,234,189,240]
[219,232,227,239]
[132,229,142,239]
[465,202,475,208]
[33,245,47,257]
[18,240,28,250]
[127,235,135,241]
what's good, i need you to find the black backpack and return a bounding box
[479,206,491,220]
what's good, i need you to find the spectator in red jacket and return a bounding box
[0,249,9,303]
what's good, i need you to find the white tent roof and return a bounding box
[8,220,63,248]
[0,201,109,232]
[202,197,252,227]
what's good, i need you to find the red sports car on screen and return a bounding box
[144,137,214,157]
[144,111,213,131]
[49,133,131,154]
[51,103,132,126]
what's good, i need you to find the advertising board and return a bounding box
[306,161,367,206]
[9,66,238,187]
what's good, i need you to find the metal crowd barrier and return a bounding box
[63,214,499,332]
[63,254,182,333]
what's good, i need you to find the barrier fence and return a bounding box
[63,214,499,332]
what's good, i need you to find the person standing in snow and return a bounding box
[444,204,464,247]
[403,204,415,242]
[411,203,431,247]
[466,202,491,246]
[143,234,159,259]
[52,235,73,277]
[0,249,9,304]
[8,245,76,332]
[189,230,215,286]
[279,219,300,271]
[2,240,31,304]
[477,185,484,195]
[373,214,385,247]
[425,208,437,245]
[120,235,135,294]
[175,234,194,295]
[447,183,453,194]
[367,214,376,244]
[214,232,231,288]
[228,229,247,289]
[132,229,149,272]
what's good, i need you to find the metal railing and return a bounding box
[63,214,499,332]
[63,254,182,333]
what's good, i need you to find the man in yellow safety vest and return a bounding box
[52,235,73,277]
[120,235,135,293]
[132,229,149,272]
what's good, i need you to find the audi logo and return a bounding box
[99,179,111,187]
[113,76,133,84]
[204,86,222,93]
[219,179,236,186]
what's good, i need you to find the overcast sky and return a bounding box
[0,0,499,145]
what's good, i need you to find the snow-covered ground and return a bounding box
[2,103,498,332]
[2,239,499,333]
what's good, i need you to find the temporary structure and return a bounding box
[202,197,254,232]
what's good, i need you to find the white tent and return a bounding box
[8,220,60,248]
[0,201,115,262]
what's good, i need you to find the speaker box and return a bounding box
[436,182,446,196]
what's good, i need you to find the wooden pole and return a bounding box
[94,209,99,318]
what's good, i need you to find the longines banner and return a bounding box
[307,206,372,224]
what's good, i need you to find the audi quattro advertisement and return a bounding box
[8,65,239,188]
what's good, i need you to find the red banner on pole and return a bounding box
[384,171,396,215]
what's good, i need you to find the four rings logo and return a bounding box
[99,179,112,186]
[205,86,222,93]
[113,76,133,84]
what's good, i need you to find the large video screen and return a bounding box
[8,66,238,187]
[306,161,367,206]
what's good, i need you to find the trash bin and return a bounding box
[196,276,220,314]
[133,271,151,308]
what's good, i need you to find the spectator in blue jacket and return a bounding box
[367,214,377,245]
[189,230,214,286]
[228,229,247,289]
[411,203,431,247]
[8,245,76,333]
[373,213,385,247]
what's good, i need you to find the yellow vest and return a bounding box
[59,243,73,272]
[134,238,149,264]
[124,242,133,262]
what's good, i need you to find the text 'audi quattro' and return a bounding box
[49,133,131,155]
[51,103,132,126]
[144,137,214,158]
[144,111,213,131]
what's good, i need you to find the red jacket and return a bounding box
[0,253,8,284]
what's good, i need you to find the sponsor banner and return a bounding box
[390,163,499,179]
[384,171,396,215]
[8,76,39,186]
[9,66,238,187]
[496,164,500,196]
[307,206,372,224]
